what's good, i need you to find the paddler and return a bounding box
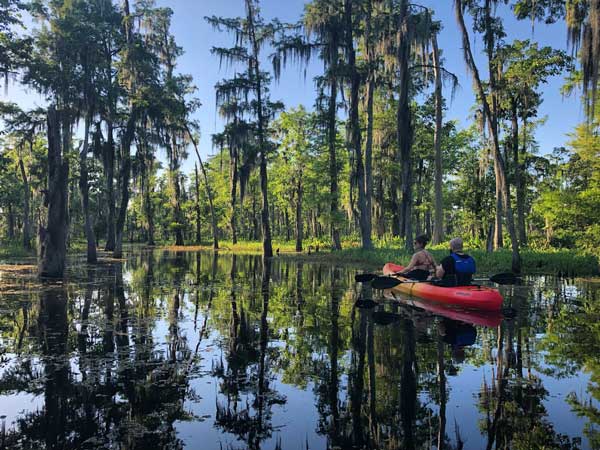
[396,234,437,281]
[435,237,476,286]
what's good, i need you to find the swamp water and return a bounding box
[0,249,598,450]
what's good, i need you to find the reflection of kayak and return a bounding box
[383,263,504,312]
[383,290,503,328]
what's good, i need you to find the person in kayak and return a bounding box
[435,237,476,286]
[396,234,437,281]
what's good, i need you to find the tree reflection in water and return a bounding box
[0,252,596,449]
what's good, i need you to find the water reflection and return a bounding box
[0,251,596,449]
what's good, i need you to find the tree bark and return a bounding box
[79,112,97,263]
[7,203,15,240]
[170,133,185,246]
[397,0,413,250]
[493,162,504,249]
[328,35,342,251]
[246,0,273,257]
[230,150,238,244]
[455,0,521,273]
[114,124,133,259]
[39,107,69,278]
[295,176,303,252]
[115,98,135,257]
[432,34,444,245]
[284,208,291,242]
[18,148,32,250]
[515,113,527,246]
[143,162,155,245]
[364,0,375,247]
[194,164,202,245]
[186,124,219,249]
[103,121,116,251]
[344,0,372,250]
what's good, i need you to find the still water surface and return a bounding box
[0,249,598,449]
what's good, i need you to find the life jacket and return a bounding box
[450,252,476,285]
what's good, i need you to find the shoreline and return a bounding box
[0,242,598,277]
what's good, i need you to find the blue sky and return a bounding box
[2,0,584,173]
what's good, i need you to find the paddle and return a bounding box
[370,276,429,289]
[478,272,519,285]
[354,273,379,283]
[355,271,407,283]
[369,271,519,290]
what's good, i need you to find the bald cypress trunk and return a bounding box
[397,0,413,250]
[18,151,32,250]
[103,122,116,251]
[344,0,372,250]
[230,151,238,244]
[79,113,97,263]
[194,164,202,245]
[295,177,303,252]
[455,0,521,273]
[432,35,444,245]
[39,107,69,278]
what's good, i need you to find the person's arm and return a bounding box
[436,256,452,278]
[398,253,419,274]
[435,263,445,278]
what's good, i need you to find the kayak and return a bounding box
[382,291,503,327]
[382,263,504,311]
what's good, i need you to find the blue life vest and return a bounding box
[450,252,476,274]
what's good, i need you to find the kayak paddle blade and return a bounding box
[371,276,402,290]
[373,311,401,326]
[489,272,518,285]
[355,273,377,283]
[354,298,379,309]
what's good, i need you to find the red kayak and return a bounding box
[383,291,503,327]
[382,263,504,311]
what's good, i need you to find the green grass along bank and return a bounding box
[1,240,598,277]
[161,240,598,277]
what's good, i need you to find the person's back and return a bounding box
[436,238,476,286]
[397,234,436,281]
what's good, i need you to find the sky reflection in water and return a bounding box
[0,249,598,450]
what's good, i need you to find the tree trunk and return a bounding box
[432,34,444,245]
[246,0,272,257]
[143,171,155,246]
[493,162,504,249]
[230,151,238,244]
[364,0,375,248]
[39,107,69,278]
[114,123,133,259]
[194,164,202,245]
[295,177,303,252]
[79,113,97,263]
[455,0,521,273]
[415,159,424,236]
[328,49,342,251]
[170,134,185,246]
[284,208,291,242]
[252,190,259,241]
[7,203,15,240]
[186,124,219,249]
[18,149,32,250]
[397,0,413,250]
[515,114,527,246]
[103,122,116,251]
[344,0,372,250]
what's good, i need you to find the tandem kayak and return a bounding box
[382,263,504,311]
[382,291,503,327]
